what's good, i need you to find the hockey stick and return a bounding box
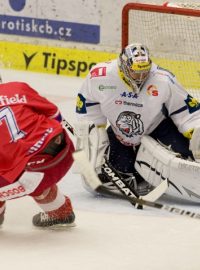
[73,150,200,220]
[62,118,168,204]
[62,118,75,135]
[102,158,168,207]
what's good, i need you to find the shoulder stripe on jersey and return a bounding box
[170,106,188,116]
[86,102,100,107]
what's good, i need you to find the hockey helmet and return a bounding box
[118,43,152,92]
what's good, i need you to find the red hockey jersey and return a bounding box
[0,82,63,183]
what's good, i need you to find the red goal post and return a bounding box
[121,2,200,97]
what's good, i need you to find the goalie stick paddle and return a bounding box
[62,118,168,205]
[73,150,200,220]
[101,158,168,206]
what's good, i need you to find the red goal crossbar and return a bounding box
[122,3,200,48]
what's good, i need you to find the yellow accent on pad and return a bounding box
[183,128,194,139]
[97,124,107,129]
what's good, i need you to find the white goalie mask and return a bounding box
[118,43,152,93]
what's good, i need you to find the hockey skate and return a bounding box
[32,211,75,228]
[32,197,75,229]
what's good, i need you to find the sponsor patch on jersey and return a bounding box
[76,93,87,114]
[98,85,116,91]
[184,95,200,113]
[115,100,123,104]
[90,67,106,78]
[115,100,143,107]
[120,91,138,99]
[147,85,158,96]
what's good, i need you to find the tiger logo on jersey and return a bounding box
[116,111,144,137]
[185,95,200,113]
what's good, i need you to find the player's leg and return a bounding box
[28,130,75,228]
[32,184,75,228]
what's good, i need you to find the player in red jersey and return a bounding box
[0,81,75,228]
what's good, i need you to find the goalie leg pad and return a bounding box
[135,135,200,202]
[28,131,74,197]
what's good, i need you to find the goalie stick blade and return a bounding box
[141,180,169,203]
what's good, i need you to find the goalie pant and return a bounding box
[0,129,74,200]
[135,135,200,203]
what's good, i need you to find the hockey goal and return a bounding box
[122,2,200,98]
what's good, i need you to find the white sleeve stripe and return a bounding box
[36,190,65,212]
[48,109,60,119]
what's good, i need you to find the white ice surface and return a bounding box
[0,69,200,270]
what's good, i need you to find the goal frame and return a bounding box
[122,2,200,49]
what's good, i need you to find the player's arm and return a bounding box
[167,83,200,162]
[165,81,200,160]
[75,72,109,171]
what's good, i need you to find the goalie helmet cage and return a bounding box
[121,2,200,98]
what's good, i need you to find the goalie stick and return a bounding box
[101,158,168,207]
[73,150,200,220]
[62,118,168,205]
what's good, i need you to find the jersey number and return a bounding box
[0,107,26,142]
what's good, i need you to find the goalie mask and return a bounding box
[118,43,152,93]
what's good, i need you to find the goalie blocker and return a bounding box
[135,135,200,203]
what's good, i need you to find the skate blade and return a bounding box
[34,222,76,231]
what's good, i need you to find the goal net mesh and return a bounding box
[123,3,200,98]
